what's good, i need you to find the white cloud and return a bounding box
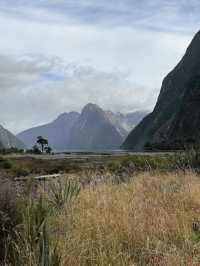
[0,55,157,133]
[0,0,199,133]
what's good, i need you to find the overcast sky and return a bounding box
[0,0,200,133]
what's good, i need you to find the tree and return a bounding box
[32,144,41,154]
[37,136,48,153]
[45,146,52,154]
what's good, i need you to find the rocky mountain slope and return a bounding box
[18,103,147,151]
[0,125,26,149]
[122,30,200,151]
[68,103,123,150]
[17,112,79,150]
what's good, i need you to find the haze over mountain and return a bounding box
[123,30,200,151]
[106,110,148,139]
[17,112,79,151]
[0,125,25,149]
[17,104,147,151]
[67,104,123,150]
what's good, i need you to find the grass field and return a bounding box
[0,152,177,179]
[1,151,200,265]
[55,171,200,266]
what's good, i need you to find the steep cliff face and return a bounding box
[122,30,200,150]
[0,125,25,149]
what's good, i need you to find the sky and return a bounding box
[0,0,200,133]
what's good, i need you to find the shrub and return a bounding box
[46,167,60,175]
[0,148,24,155]
[173,147,200,172]
[12,167,30,177]
[0,179,20,264]
[0,158,13,169]
[1,160,13,169]
[49,180,81,211]
[0,177,63,265]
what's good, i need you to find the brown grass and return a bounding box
[51,171,200,266]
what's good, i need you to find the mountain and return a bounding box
[17,104,147,151]
[106,110,148,139]
[17,112,79,150]
[0,125,25,149]
[122,30,200,151]
[68,103,123,150]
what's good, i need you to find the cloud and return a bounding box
[1,0,200,32]
[0,9,191,87]
[0,1,199,133]
[0,55,157,133]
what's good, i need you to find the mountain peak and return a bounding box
[81,103,107,122]
[68,103,123,150]
[82,103,102,113]
[17,103,147,151]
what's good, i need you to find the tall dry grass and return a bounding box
[52,171,200,266]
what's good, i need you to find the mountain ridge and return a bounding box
[17,103,147,151]
[0,124,26,149]
[17,112,79,151]
[122,30,200,151]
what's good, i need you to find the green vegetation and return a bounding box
[45,146,52,154]
[0,178,80,266]
[0,147,25,155]
[0,180,20,264]
[24,136,53,155]
[1,148,200,179]
[37,136,49,153]
[1,150,200,265]
[145,140,200,151]
[49,180,81,211]
[2,170,200,265]
[0,157,83,178]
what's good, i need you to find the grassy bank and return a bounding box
[1,150,200,265]
[0,151,187,178]
[1,148,200,179]
[1,170,200,265]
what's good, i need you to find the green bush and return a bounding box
[49,180,81,211]
[0,148,25,155]
[0,183,62,266]
[12,167,30,177]
[1,160,13,169]
[0,176,82,265]
[0,157,13,169]
[0,180,20,264]
[173,148,200,171]
[46,167,60,175]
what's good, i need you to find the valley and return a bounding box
[1,2,200,265]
